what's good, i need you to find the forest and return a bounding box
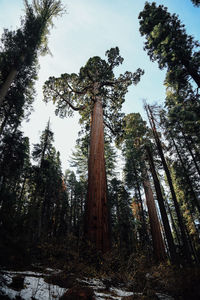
[0,0,200,299]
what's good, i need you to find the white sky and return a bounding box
[0,0,200,172]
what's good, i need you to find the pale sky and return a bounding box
[0,0,199,172]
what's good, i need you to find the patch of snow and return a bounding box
[156,292,174,300]
[1,270,46,277]
[0,274,67,300]
[110,287,133,297]
[45,268,62,274]
[0,271,174,300]
[1,274,13,285]
[0,285,18,299]
[95,291,121,300]
[78,277,105,289]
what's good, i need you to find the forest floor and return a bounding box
[0,267,174,300]
[0,242,200,299]
[1,261,200,300]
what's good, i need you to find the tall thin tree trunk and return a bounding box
[85,95,111,252]
[134,168,149,247]
[17,176,27,214]
[171,134,200,213]
[181,130,200,177]
[0,68,18,107]
[143,169,166,262]
[0,106,12,135]
[145,145,178,264]
[146,105,192,263]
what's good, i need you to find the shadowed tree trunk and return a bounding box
[181,57,200,88]
[145,145,178,264]
[0,68,18,107]
[181,130,200,177]
[85,95,111,252]
[143,169,166,262]
[146,105,193,263]
[170,134,200,214]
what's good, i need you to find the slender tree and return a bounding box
[43,47,143,251]
[145,144,178,264]
[0,0,65,107]
[143,168,166,262]
[120,113,168,261]
[145,104,193,263]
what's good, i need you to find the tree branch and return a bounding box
[51,87,85,111]
[66,81,92,95]
[103,119,116,135]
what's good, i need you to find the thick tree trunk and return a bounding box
[145,145,178,264]
[85,96,111,252]
[0,68,18,107]
[143,170,166,262]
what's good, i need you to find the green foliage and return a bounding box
[108,178,137,255]
[23,0,66,56]
[43,47,143,131]
[139,2,200,85]
[118,113,149,189]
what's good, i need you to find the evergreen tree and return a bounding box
[119,113,168,262]
[28,121,67,241]
[145,104,193,263]
[108,178,136,256]
[43,47,143,252]
[139,2,200,87]
[0,0,65,107]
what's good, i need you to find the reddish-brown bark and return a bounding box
[145,145,178,264]
[85,96,111,252]
[143,170,166,262]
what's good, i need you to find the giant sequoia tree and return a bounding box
[44,47,143,251]
[139,2,200,87]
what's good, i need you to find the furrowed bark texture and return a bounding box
[143,171,166,262]
[85,97,111,252]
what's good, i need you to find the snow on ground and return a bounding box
[0,273,66,300]
[0,270,174,300]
